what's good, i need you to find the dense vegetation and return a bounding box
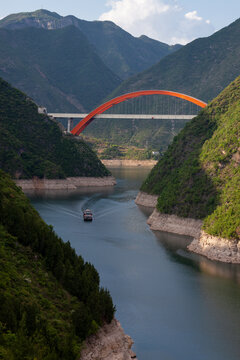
[84,116,189,153]
[79,135,156,160]
[141,76,240,241]
[0,170,115,359]
[99,144,153,160]
[0,25,120,112]
[0,9,181,80]
[0,77,110,179]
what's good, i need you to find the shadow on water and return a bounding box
[137,203,240,285]
[136,204,155,217]
[154,229,240,285]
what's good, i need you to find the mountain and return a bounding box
[0,77,110,179]
[0,170,115,358]
[109,17,240,102]
[0,25,120,112]
[0,9,181,80]
[83,17,240,149]
[141,75,240,241]
[0,9,182,152]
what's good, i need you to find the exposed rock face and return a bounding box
[101,160,157,168]
[80,318,137,360]
[188,231,240,263]
[135,191,158,208]
[232,148,240,164]
[147,209,203,238]
[15,176,116,190]
[135,191,240,264]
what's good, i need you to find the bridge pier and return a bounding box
[67,118,73,133]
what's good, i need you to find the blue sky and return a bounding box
[1,0,240,44]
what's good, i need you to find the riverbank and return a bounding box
[135,191,158,208]
[80,318,137,360]
[147,208,203,238]
[101,159,157,167]
[15,176,116,190]
[188,231,240,264]
[135,191,240,264]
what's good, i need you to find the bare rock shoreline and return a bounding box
[147,208,203,238]
[15,176,116,190]
[136,191,240,264]
[101,159,157,167]
[189,231,240,264]
[80,318,137,360]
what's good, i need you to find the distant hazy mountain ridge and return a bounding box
[110,17,240,103]
[0,25,121,112]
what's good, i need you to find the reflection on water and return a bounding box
[110,166,152,181]
[136,204,155,217]
[24,185,115,199]
[153,230,193,251]
[153,228,240,284]
[136,203,240,284]
[198,256,240,284]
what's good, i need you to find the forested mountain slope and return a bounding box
[0,25,120,112]
[0,78,110,179]
[0,9,181,80]
[110,18,240,103]
[85,17,240,150]
[141,76,240,241]
[0,170,115,359]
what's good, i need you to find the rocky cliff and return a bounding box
[81,319,137,360]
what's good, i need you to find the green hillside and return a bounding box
[0,26,120,112]
[141,76,240,241]
[84,117,188,153]
[0,9,181,80]
[0,170,115,359]
[0,77,110,179]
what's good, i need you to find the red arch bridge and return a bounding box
[47,90,207,135]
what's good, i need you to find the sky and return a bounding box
[1,0,240,44]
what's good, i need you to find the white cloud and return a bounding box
[99,0,214,45]
[185,10,202,21]
[100,0,169,28]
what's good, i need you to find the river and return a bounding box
[29,167,240,360]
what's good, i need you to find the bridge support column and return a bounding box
[67,118,73,133]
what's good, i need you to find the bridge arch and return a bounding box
[71,90,207,135]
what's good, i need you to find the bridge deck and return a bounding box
[49,113,196,120]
